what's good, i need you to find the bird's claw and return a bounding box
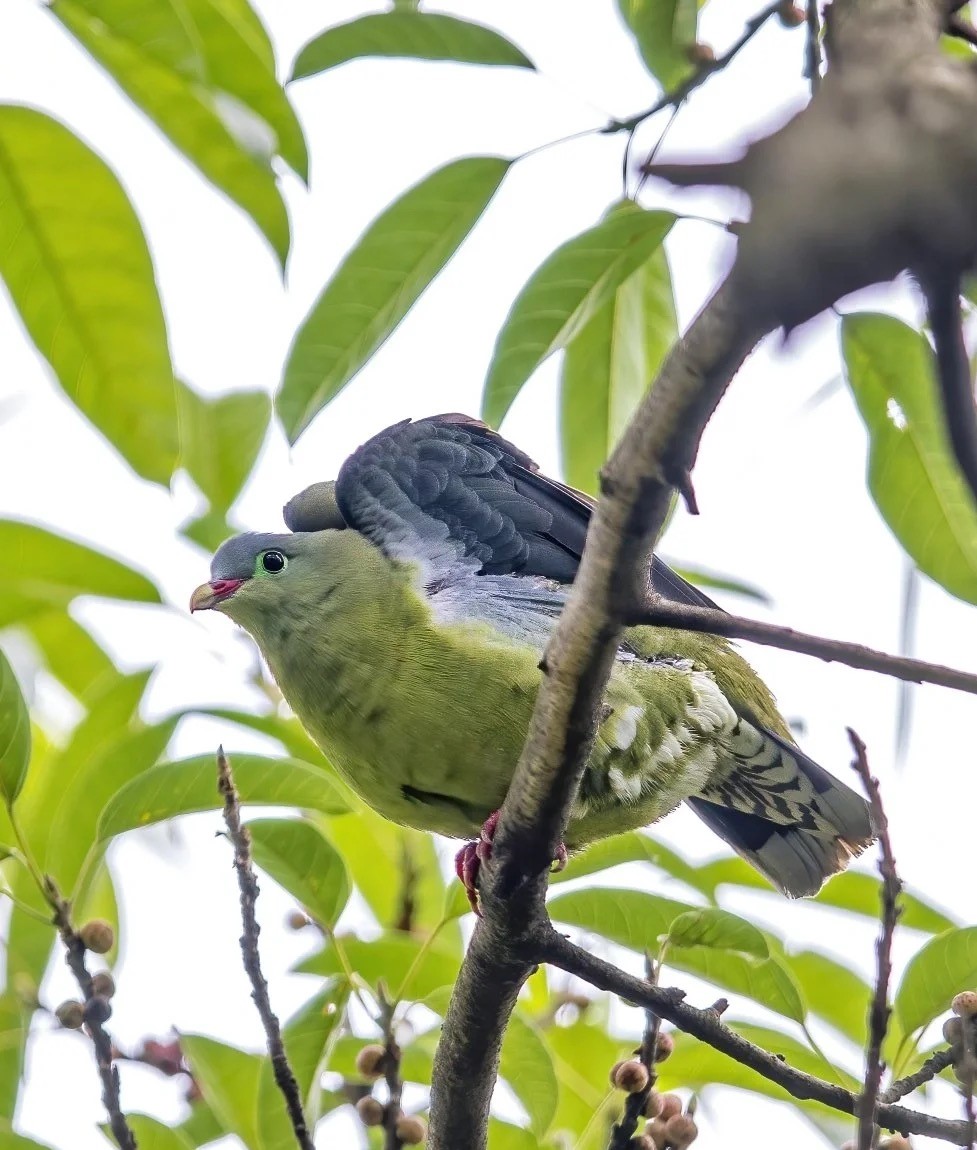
[454,811,567,916]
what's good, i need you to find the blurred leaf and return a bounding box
[181,509,234,552]
[813,871,956,934]
[666,907,768,958]
[300,931,461,1001]
[670,946,806,1024]
[500,1014,558,1137]
[279,156,510,441]
[181,1034,263,1149]
[664,560,772,605]
[193,707,325,762]
[482,209,674,427]
[175,1097,226,1148]
[98,753,350,841]
[548,887,697,952]
[53,1,291,265]
[785,950,871,1047]
[257,983,349,1149]
[177,384,271,513]
[109,1116,192,1149]
[551,830,706,895]
[74,856,121,966]
[0,521,160,623]
[292,12,533,78]
[559,205,675,496]
[0,1133,60,1150]
[0,648,31,806]
[487,1119,541,1150]
[896,926,977,1035]
[0,994,27,1123]
[248,817,350,929]
[0,106,177,482]
[545,1020,627,1150]
[842,313,977,603]
[20,612,115,701]
[326,805,457,945]
[616,0,698,88]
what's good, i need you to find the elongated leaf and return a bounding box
[488,1120,543,1150]
[813,871,956,934]
[560,205,675,495]
[181,1035,263,1149]
[21,611,115,700]
[108,1116,192,1150]
[299,931,461,1001]
[193,707,324,762]
[664,560,772,605]
[177,384,271,513]
[671,945,806,1024]
[666,908,768,958]
[550,830,706,896]
[0,649,30,806]
[786,950,872,1046]
[292,12,533,79]
[896,927,977,1035]
[500,1014,558,1137]
[0,106,177,482]
[257,983,349,1149]
[482,209,674,427]
[279,156,511,441]
[0,994,27,1122]
[842,313,977,603]
[97,753,349,841]
[0,522,160,622]
[548,887,697,952]
[545,1021,629,1150]
[53,2,290,265]
[247,818,350,929]
[617,0,698,89]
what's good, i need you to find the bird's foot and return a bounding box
[453,811,568,915]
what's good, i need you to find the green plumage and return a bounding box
[193,415,875,897]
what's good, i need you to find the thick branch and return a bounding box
[217,749,314,1150]
[541,929,971,1145]
[632,598,977,695]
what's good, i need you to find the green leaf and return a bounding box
[482,208,674,427]
[616,0,698,89]
[256,983,349,1149]
[665,908,768,958]
[181,1034,263,1149]
[278,156,511,441]
[663,560,772,605]
[180,509,234,552]
[0,106,177,482]
[109,1116,192,1150]
[0,521,160,624]
[74,856,121,966]
[896,926,977,1035]
[559,204,676,496]
[291,12,533,79]
[20,612,115,701]
[0,994,27,1123]
[550,831,707,897]
[813,871,956,934]
[247,818,350,929]
[0,648,31,807]
[52,1,291,265]
[0,1133,60,1150]
[177,384,271,513]
[545,1020,628,1150]
[670,945,807,1024]
[193,707,325,762]
[299,931,461,1001]
[500,1014,558,1137]
[487,1120,541,1150]
[97,753,350,841]
[842,313,977,603]
[785,950,872,1046]
[548,887,697,953]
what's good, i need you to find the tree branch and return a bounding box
[881,1048,955,1104]
[217,748,314,1150]
[631,598,977,695]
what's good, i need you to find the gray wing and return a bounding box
[320,413,723,604]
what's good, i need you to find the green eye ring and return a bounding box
[259,550,287,574]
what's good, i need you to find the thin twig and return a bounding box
[880,1048,955,1104]
[217,747,314,1150]
[609,955,663,1148]
[606,0,785,135]
[45,878,136,1150]
[377,986,405,1150]
[848,731,902,1150]
[631,598,977,696]
[805,0,822,93]
[540,929,972,1145]
[958,1013,977,1149]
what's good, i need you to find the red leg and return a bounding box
[454,811,566,915]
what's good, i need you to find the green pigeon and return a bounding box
[191,414,875,902]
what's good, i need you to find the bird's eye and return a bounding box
[261,550,287,573]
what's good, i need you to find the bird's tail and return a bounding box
[687,725,877,898]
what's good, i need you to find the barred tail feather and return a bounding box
[688,727,878,898]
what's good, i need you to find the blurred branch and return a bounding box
[217,747,314,1150]
[377,986,405,1150]
[805,0,822,92]
[608,954,663,1149]
[630,598,977,696]
[848,731,902,1150]
[45,877,136,1150]
[881,1048,955,1103]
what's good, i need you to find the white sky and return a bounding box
[1,1,975,1148]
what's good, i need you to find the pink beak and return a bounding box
[189,578,244,612]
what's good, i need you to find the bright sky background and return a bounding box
[1,1,975,1148]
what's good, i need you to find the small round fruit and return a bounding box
[653,1032,674,1062]
[395,1115,427,1145]
[777,2,806,26]
[91,971,116,1000]
[644,1119,668,1150]
[79,919,115,955]
[55,1000,85,1029]
[663,1112,698,1148]
[355,1044,387,1080]
[685,42,716,66]
[83,995,112,1026]
[286,911,310,931]
[613,1060,650,1093]
[643,1090,663,1118]
[944,1016,964,1046]
[658,1094,683,1121]
[952,992,977,1018]
[355,1096,385,1127]
[629,1136,656,1150]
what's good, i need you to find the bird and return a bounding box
[190,413,875,906]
